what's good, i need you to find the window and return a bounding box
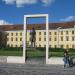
[72,31,74,34]
[20,38,22,41]
[55,45,57,48]
[72,45,74,48]
[49,32,51,35]
[16,38,18,41]
[49,38,51,41]
[7,33,9,36]
[7,44,9,47]
[39,38,41,41]
[39,32,41,35]
[61,31,63,35]
[66,36,69,41]
[72,36,74,41]
[44,38,46,41]
[39,44,41,47]
[61,37,63,41]
[15,45,17,47]
[66,45,69,48]
[11,33,13,36]
[54,37,57,41]
[61,45,63,48]
[66,31,68,34]
[54,32,57,35]
[11,38,13,41]
[20,45,22,47]
[16,33,18,36]
[20,33,22,36]
[44,32,46,35]
[49,45,51,48]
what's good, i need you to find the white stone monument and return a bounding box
[24,14,49,64]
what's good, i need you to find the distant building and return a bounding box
[0,21,75,49]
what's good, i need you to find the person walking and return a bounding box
[63,49,69,68]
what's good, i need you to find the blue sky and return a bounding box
[0,0,75,24]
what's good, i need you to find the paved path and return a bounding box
[0,63,75,75]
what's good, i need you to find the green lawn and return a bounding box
[49,52,64,57]
[26,50,45,58]
[0,50,23,56]
[0,47,23,56]
[0,47,75,58]
[49,52,75,58]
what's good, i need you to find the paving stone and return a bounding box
[0,63,75,75]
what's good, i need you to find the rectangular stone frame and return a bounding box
[24,14,49,64]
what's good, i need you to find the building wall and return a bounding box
[6,31,23,47]
[6,28,75,49]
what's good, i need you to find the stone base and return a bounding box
[0,56,25,64]
[7,56,25,63]
[0,56,7,63]
[47,57,64,65]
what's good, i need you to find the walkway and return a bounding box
[0,63,75,75]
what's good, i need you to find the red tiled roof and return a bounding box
[0,21,75,31]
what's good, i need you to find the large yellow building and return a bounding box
[0,21,75,49]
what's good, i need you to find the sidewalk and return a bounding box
[0,63,75,75]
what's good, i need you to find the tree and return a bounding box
[0,30,7,49]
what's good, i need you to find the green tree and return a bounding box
[0,30,7,49]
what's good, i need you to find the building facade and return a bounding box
[0,21,75,49]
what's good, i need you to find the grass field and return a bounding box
[0,47,75,58]
[0,47,23,56]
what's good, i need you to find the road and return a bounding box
[0,63,75,75]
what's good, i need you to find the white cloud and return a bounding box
[0,20,12,25]
[3,0,37,7]
[60,16,75,22]
[42,0,55,6]
[2,0,55,7]
[3,0,15,4]
[16,0,37,7]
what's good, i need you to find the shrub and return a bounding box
[49,48,64,52]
